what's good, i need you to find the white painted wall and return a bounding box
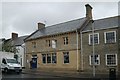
[16,45,25,67]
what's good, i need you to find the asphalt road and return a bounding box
[1,72,102,80]
[1,72,120,80]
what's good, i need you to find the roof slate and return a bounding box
[14,36,28,46]
[25,16,119,41]
[83,16,119,31]
[25,17,87,40]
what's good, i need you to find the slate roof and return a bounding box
[83,16,119,31]
[14,36,28,46]
[25,17,87,41]
[25,16,119,41]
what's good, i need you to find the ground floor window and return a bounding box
[89,54,100,65]
[42,54,46,64]
[47,54,51,63]
[63,52,69,64]
[52,53,57,63]
[42,53,57,64]
[106,54,117,66]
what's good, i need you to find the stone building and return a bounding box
[24,4,120,74]
[24,4,92,71]
[82,16,120,73]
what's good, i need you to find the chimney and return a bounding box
[12,33,18,40]
[85,4,93,19]
[38,22,45,30]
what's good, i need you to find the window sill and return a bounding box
[106,65,117,67]
[105,42,116,44]
[88,44,99,46]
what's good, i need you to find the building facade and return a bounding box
[24,4,120,74]
[2,33,27,68]
[82,16,120,73]
[25,4,92,71]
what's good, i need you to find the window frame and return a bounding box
[63,52,69,64]
[89,54,100,65]
[89,33,99,45]
[51,40,57,48]
[52,53,57,64]
[47,54,51,63]
[42,54,46,64]
[106,54,117,66]
[104,31,116,43]
[63,37,68,45]
[32,42,36,48]
[46,40,51,47]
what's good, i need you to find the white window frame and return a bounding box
[104,31,116,43]
[89,54,100,65]
[52,40,57,48]
[106,54,117,66]
[89,33,99,45]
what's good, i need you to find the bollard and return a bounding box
[109,68,116,80]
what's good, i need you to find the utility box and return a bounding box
[109,68,116,80]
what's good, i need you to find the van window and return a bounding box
[7,59,18,63]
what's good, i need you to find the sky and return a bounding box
[0,0,120,39]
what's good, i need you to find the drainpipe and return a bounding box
[80,31,83,71]
[76,30,79,71]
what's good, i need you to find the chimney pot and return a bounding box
[85,4,93,19]
[38,22,45,30]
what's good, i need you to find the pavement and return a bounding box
[22,68,120,79]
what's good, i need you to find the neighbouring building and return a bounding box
[3,33,28,68]
[24,4,120,74]
[82,16,120,74]
[0,38,5,51]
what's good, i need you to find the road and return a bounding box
[1,71,120,80]
[1,72,102,80]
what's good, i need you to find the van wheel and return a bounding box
[4,68,8,73]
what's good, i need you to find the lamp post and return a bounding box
[92,20,95,77]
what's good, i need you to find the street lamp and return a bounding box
[92,20,95,77]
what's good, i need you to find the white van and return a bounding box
[0,52,22,74]
[1,58,22,73]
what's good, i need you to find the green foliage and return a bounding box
[2,40,18,53]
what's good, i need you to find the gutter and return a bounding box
[76,30,79,71]
[80,31,83,71]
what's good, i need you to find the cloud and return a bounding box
[1,2,118,39]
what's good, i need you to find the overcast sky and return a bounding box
[0,1,119,39]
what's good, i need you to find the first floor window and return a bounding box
[46,40,51,47]
[104,31,116,43]
[32,42,36,48]
[47,54,51,63]
[106,54,117,66]
[52,53,57,63]
[89,33,99,45]
[63,52,69,63]
[52,40,57,48]
[63,37,68,45]
[89,54,100,65]
[42,54,46,63]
